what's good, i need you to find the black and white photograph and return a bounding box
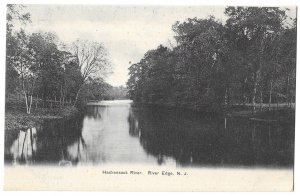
[1,1,298,191]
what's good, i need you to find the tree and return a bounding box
[171,17,226,110]
[6,4,31,95]
[6,4,30,33]
[276,24,297,106]
[128,7,296,114]
[6,5,113,111]
[224,7,288,113]
[71,39,111,106]
[28,32,66,105]
[10,30,36,114]
[60,54,82,106]
[80,77,113,101]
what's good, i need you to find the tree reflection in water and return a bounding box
[67,132,87,165]
[5,116,85,166]
[8,128,37,165]
[128,108,140,137]
[5,103,294,168]
[128,106,294,168]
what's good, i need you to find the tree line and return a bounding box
[6,5,113,113]
[127,7,296,113]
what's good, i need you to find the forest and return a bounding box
[127,7,296,113]
[5,5,124,114]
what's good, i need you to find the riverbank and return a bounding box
[131,102,295,123]
[228,108,295,123]
[5,106,79,130]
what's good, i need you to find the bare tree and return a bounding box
[71,39,111,106]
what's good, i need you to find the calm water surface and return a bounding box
[5,100,294,168]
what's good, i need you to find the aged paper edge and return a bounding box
[4,165,294,191]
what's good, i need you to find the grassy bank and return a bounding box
[132,102,295,124]
[5,106,79,130]
[228,109,295,123]
[227,104,295,123]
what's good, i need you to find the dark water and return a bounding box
[5,100,294,168]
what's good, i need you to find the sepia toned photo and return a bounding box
[3,3,297,191]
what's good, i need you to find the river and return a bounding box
[4,100,294,168]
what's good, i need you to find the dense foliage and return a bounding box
[6,5,116,113]
[127,7,296,113]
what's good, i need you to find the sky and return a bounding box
[20,5,296,86]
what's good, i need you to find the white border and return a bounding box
[0,0,298,195]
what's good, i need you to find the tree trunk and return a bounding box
[224,88,228,114]
[20,131,27,162]
[22,77,30,114]
[243,78,247,106]
[286,75,290,106]
[73,86,82,107]
[268,80,273,111]
[30,128,35,159]
[35,95,38,109]
[28,95,33,114]
[43,94,45,108]
[23,90,32,114]
[259,89,263,111]
[59,84,62,107]
[252,72,258,114]
[206,82,210,95]
[243,94,247,106]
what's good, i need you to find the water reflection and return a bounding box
[5,117,84,166]
[67,103,159,165]
[129,106,294,168]
[128,108,140,137]
[9,128,37,165]
[67,132,87,165]
[5,101,294,168]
